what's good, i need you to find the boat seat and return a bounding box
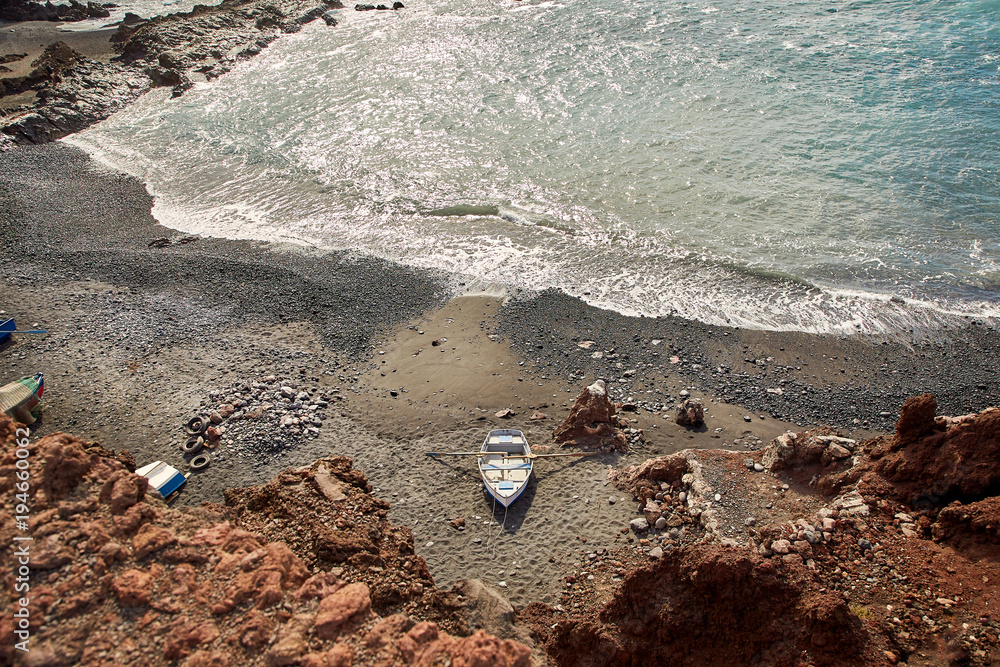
[498,482,515,491]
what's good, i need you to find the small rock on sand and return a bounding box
[630,518,649,533]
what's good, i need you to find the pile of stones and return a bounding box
[185,375,342,462]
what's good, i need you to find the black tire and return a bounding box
[182,436,204,455]
[189,453,211,471]
[185,416,208,436]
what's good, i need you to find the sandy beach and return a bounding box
[3,141,1000,610]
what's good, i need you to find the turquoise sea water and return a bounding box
[67,0,1000,334]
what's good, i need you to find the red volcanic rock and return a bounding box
[181,651,228,667]
[365,613,414,651]
[0,413,530,667]
[32,534,74,569]
[164,616,221,661]
[34,433,100,503]
[932,496,1000,544]
[325,644,354,667]
[133,524,178,559]
[822,403,1000,503]
[237,611,274,650]
[393,625,531,667]
[523,545,873,667]
[113,568,153,607]
[315,582,372,639]
[295,572,343,602]
[552,380,628,451]
[607,451,690,495]
[449,629,532,667]
[226,543,309,610]
[100,469,148,515]
[895,393,938,440]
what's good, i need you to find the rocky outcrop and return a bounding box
[522,545,878,667]
[222,456,441,615]
[0,414,529,665]
[819,399,1000,504]
[0,0,110,23]
[894,392,938,441]
[554,397,1000,665]
[760,429,856,474]
[1,42,81,97]
[1,0,346,149]
[552,379,629,451]
[931,497,1000,545]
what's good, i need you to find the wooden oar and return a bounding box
[425,451,598,460]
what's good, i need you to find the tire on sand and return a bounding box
[182,436,204,455]
[189,453,211,471]
[185,416,208,436]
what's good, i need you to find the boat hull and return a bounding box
[478,429,532,508]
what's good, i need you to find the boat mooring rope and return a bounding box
[485,489,510,560]
[492,503,509,561]
[485,491,497,555]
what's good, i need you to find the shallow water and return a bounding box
[66,0,1000,334]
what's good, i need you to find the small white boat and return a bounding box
[478,429,532,508]
[135,461,188,501]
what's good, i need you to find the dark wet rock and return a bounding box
[0,0,109,22]
[145,66,186,87]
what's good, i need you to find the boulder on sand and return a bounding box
[674,398,704,428]
[552,380,628,451]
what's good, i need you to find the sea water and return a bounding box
[65,0,1000,335]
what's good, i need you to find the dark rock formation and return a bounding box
[932,496,1000,545]
[1,0,346,149]
[895,392,937,441]
[0,0,110,23]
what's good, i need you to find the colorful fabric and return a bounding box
[0,373,44,425]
